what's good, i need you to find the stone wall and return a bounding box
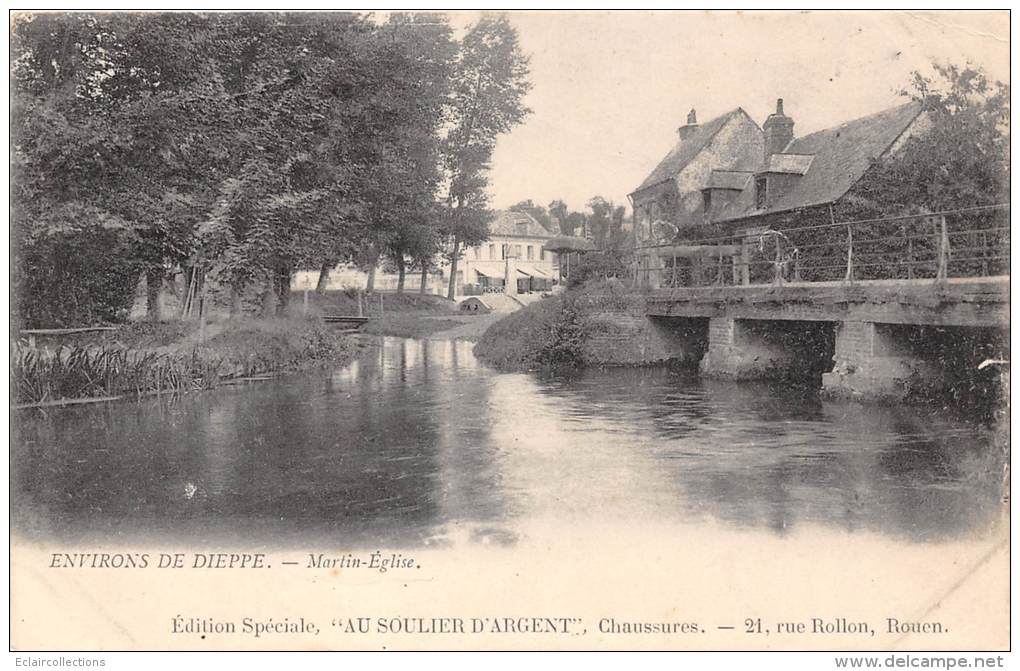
[581,313,708,366]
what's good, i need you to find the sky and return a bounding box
[448,11,1010,213]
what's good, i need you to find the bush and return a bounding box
[14,225,144,328]
[567,251,630,288]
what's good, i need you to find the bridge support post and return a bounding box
[821,321,936,400]
[699,318,798,380]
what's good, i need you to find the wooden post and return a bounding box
[935,214,949,282]
[198,264,208,342]
[773,234,784,286]
[907,234,914,280]
[357,290,363,318]
[844,225,854,283]
[740,237,751,285]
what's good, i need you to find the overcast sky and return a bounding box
[451,11,1009,213]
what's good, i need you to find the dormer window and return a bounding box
[516,222,528,236]
[755,176,768,210]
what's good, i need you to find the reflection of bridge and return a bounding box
[635,206,1010,399]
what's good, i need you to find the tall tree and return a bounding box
[441,14,531,299]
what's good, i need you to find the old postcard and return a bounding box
[8,9,1010,658]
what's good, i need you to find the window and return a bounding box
[755,176,768,210]
[501,244,508,259]
[516,222,528,236]
[488,244,495,259]
[702,190,712,214]
[527,245,534,260]
[513,244,522,258]
[540,249,546,261]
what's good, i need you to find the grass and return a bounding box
[303,288,459,318]
[361,314,466,338]
[11,317,360,406]
[473,280,644,371]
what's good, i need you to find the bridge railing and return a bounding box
[635,204,1009,289]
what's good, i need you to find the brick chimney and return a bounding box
[677,108,699,142]
[762,98,794,158]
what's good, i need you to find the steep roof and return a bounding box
[631,108,755,195]
[488,210,556,239]
[715,101,923,222]
[706,170,753,190]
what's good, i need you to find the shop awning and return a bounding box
[518,264,553,279]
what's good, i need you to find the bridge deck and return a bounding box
[645,276,1009,327]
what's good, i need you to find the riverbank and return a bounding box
[11,317,360,407]
[12,290,507,407]
[473,280,682,370]
[303,289,470,338]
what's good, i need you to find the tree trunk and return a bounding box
[395,256,406,294]
[365,247,379,293]
[315,259,334,294]
[145,267,162,322]
[446,236,460,300]
[180,263,194,318]
[275,266,292,317]
[260,271,276,318]
[230,285,244,318]
[419,263,429,295]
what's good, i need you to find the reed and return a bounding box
[11,319,357,405]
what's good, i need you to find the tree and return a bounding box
[850,61,1009,214]
[563,212,587,238]
[11,13,231,324]
[548,199,568,232]
[441,14,531,299]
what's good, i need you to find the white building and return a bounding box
[292,210,560,299]
[457,210,559,296]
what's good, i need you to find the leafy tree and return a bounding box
[849,61,1009,214]
[563,212,588,238]
[441,14,531,299]
[548,199,568,231]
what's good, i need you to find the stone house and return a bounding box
[630,99,928,287]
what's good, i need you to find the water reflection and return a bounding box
[11,336,1003,548]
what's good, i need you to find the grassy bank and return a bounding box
[303,289,467,338]
[473,280,651,370]
[12,318,359,406]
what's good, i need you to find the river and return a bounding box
[12,335,1005,549]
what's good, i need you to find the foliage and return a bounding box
[441,14,532,298]
[473,281,644,370]
[12,12,532,323]
[13,220,144,327]
[851,62,1009,214]
[567,251,631,288]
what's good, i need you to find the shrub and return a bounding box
[14,225,144,328]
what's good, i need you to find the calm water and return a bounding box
[12,336,1004,548]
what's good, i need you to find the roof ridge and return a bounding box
[792,100,921,144]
